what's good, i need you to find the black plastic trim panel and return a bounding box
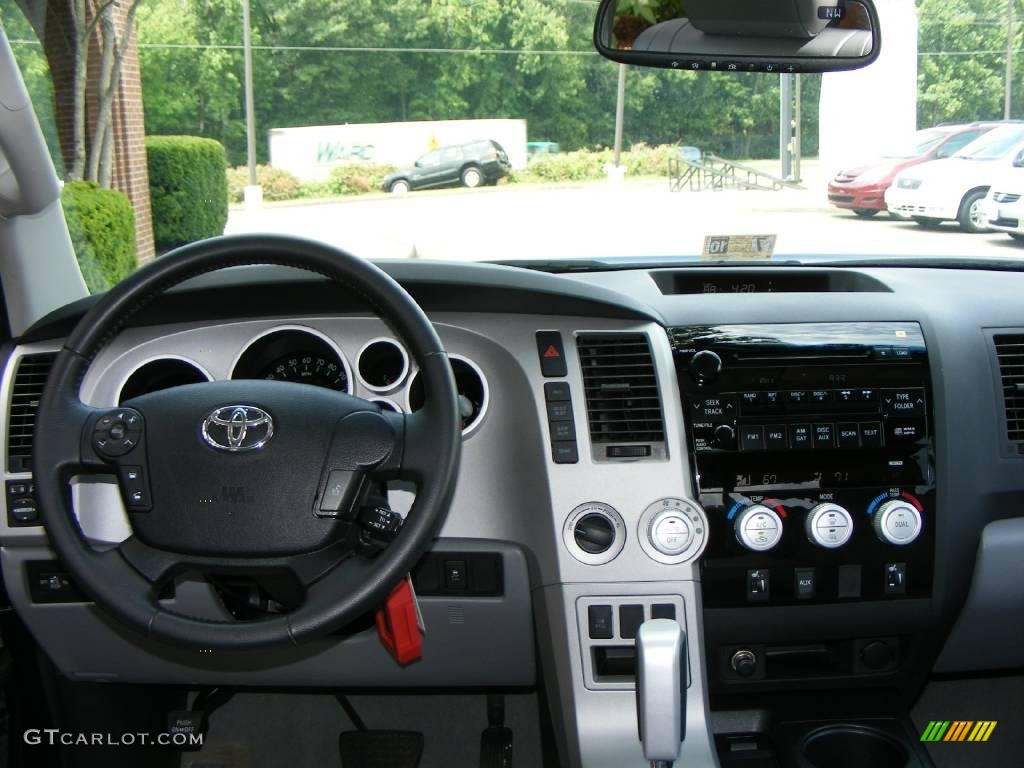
[18,261,660,343]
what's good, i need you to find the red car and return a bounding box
[828,122,998,218]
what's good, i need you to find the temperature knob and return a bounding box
[805,503,853,548]
[873,500,922,546]
[734,504,783,551]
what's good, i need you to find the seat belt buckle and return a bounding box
[375,576,424,665]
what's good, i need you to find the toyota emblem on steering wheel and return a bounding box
[202,405,275,452]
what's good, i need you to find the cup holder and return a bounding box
[802,724,909,768]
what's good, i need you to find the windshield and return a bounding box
[954,126,1024,160]
[3,0,1024,283]
[882,128,953,160]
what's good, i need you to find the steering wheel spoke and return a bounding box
[116,535,353,590]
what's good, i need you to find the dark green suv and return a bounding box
[382,139,511,193]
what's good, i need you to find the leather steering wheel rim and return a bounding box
[33,234,461,649]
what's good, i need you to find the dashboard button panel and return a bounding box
[671,322,935,608]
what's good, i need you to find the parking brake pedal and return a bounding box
[480,693,513,768]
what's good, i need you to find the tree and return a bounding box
[917,0,1015,126]
[12,0,141,185]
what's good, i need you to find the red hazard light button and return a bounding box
[536,331,567,377]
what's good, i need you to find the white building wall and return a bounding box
[269,119,529,180]
[818,0,919,176]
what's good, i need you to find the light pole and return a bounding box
[1007,0,1015,120]
[780,73,793,179]
[242,0,262,209]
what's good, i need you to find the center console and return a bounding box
[670,322,936,690]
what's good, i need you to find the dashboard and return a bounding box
[1,259,1023,768]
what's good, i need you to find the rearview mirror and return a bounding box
[594,0,879,73]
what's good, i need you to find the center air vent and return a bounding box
[994,334,1024,446]
[578,334,664,458]
[7,352,56,473]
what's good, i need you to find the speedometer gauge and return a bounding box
[262,353,349,391]
[232,328,353,394]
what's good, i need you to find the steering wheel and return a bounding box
[34,235,461,649]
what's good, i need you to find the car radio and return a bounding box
[669,322,935,608]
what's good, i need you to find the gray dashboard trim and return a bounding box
[935,517,1024,673]
[2,539,535,686]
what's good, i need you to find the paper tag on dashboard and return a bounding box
[702,235,776,260]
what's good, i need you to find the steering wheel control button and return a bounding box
[317,469,365,517]
[639,497,708,564]
[6,479,40,526]
[356,501,404,554]
[564,503,625,565]
[873,499,923,545]
[734,504,783,552]
[536,331,568,377]
[805,503,853,549]
[119,466,152,511]
[92,409,143,458]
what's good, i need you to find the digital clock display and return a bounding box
[699,277,774,294]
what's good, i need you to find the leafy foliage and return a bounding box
[135,0,808,162]
[146,136,228,250]
[226,164,300,202]
[917,0,1015,126]
[60,181,136,292]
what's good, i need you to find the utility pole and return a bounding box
[780,73,793,179]
[242,0,261,208]
[608,63,627,186]
[613,63,626,166]
[794,74,802,183]
[1007,0,1015,120]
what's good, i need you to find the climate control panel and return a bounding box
[670,322,936,608]
[701,487,933,606]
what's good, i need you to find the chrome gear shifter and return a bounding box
[636,618,686,767]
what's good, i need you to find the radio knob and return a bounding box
[873,500,922,546]
[713,423,736,448]
[805,503,853,548]
[689,350,722,383]
[734,504,783,551]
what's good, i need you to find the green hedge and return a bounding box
[60,181,136,293]
[226,164,300,203]
[146,136,228,251]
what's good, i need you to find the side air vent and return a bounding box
[578,334,665,458]
[7,353,57,473]
[994,334,1024,445]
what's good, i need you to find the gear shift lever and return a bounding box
[636,618,686,767]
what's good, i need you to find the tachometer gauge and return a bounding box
[262,353,349,391]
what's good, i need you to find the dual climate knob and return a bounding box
[734,500,922,551]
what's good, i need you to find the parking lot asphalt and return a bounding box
[225,178,1024,264]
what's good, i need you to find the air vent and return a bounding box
[995,334,1024,444]
[7,353,56,472]
[578,334,665,453]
